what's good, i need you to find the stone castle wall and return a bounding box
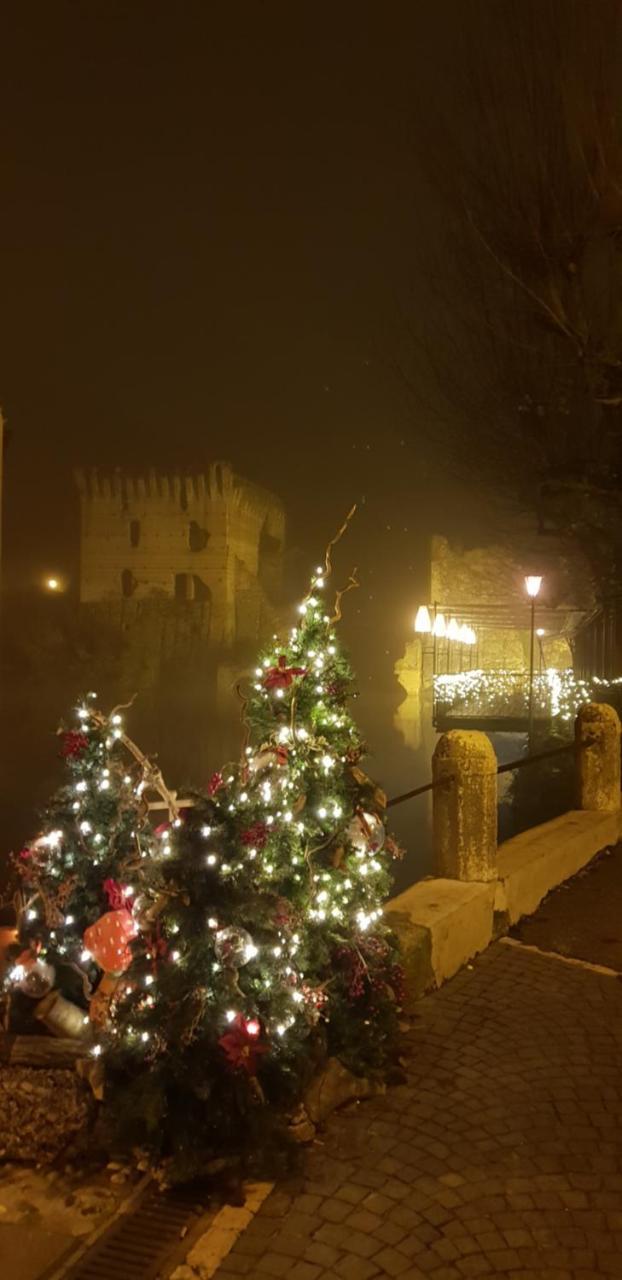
[430,531,594,671]
[75,464,285,648]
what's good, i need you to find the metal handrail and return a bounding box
[386,778,446,809]
[386,741,574,808]
[496,742,574,775]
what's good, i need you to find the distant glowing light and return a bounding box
[414,605,432,634]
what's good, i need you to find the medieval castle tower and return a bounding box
[75,463,285,649]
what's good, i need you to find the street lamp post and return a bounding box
[536,628,545,675]
[525,575,543,748]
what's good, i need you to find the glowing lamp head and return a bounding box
[414,605,432,634]
[45,576,61,592]
[432,612,446,638]
[525,575,543,599]
[447,617,460,642]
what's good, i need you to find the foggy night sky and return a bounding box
[0,3,464,663]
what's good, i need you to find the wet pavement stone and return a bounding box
[212,941,622,1279]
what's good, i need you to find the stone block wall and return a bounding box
[430,530,593,672]
[75,464,285,648]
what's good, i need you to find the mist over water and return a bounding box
[0,605,436,892]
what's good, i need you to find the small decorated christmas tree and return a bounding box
[103,517,403,1179]
[4,695,156,1036]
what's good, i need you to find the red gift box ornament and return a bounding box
[83,909,138,975]
[262,655,307,692]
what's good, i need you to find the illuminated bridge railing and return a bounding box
[433,668,598,727]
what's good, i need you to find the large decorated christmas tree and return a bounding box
[102,526,404,1179]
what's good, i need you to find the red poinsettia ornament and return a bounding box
[241,821,269,850]
[207,771,225,797]
[60,731,89,759]
[83,909,138,974]
[262,655,307,691]
[218,1014,268,1075]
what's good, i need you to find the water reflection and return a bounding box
[0,649,544,898]
[360,684,437,893]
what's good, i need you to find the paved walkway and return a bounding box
[212,939,622,1280]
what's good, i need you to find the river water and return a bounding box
[0,657,532,898]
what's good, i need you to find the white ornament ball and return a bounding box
[214,925,255,968]
[346,811,385,855]
[248,750,274,776]
[18,958,56,999]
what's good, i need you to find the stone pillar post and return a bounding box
[433,730,498,881]
[575,702,621,812]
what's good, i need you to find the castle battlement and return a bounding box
[75,463,284,517]
[75,463,285,647]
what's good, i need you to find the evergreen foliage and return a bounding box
[104,563,403,1180]
[5,696,154,1028]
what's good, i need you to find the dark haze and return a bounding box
[3,2,601,872]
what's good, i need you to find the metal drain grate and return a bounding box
[63,1184,209,1280]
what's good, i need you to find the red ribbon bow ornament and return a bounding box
[263,655,307,691]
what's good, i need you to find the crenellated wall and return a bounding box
[75,464,285,647]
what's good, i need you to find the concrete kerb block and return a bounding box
[385,879,495,1012]
[387,705,622,1009]
[495,809,622,925]
[433,730,498,881]
[576,701,621,812]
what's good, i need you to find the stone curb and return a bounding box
[170,1182,273,1280]
[386,806,622,1011]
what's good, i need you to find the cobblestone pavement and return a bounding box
[212,940,622,1280]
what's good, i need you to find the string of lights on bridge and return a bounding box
[434,668,622,723]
